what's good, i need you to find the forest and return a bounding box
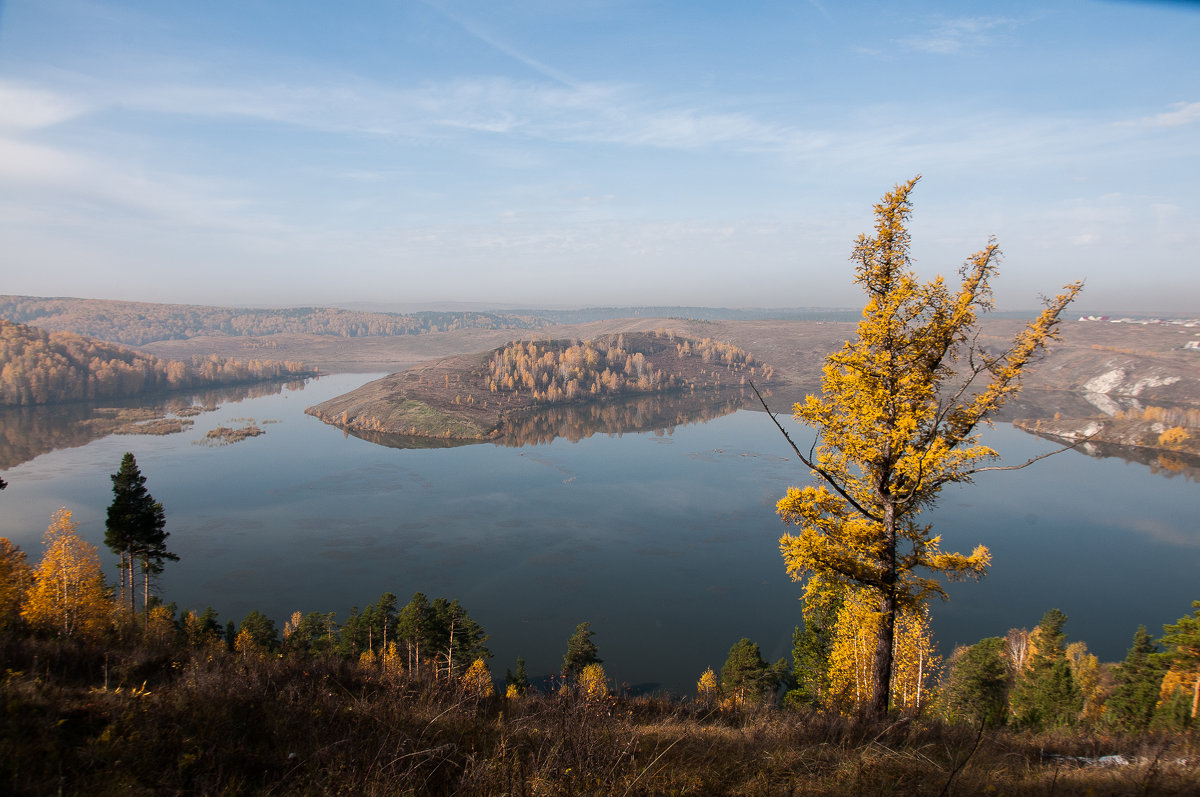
[1,470,1199,794]
[0,295,547,346]
[0,319,311,406]
[484,332,770,404]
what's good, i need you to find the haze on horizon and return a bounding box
[1,1,1197,315]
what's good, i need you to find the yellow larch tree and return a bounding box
[22,508,112,639]
[762,177,1081,717]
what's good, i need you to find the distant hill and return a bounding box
[526,306,862,324]
[0,296,549,347]
[0,319,312,406]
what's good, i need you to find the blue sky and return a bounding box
[1,0,1197,312]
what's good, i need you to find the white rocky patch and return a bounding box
[1084,392,1123,416]
[1129,374,1181,396]
[1082,368,1126,394]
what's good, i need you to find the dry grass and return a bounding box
[1,633,1197,795]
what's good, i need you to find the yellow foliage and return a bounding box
[1158,668,1197,709]
[1159,426,1190,448]
[774,177,1079,714]
[825,590,940,714]
[697,666,718,700]
[579,662,609,701]
[0,537,32,628]
[234,627,262,658]
[21,508,111,639]
[461,657,494,699]
[505,682,521,700]
[1066,641,1103,724]
[381,641,404,680]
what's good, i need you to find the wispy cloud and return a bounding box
[417,0,578,88]
[901,16,1021,55]
[0,82,92,132]
[1116,100,1200,128]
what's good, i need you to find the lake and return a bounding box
[1,372,1197,694]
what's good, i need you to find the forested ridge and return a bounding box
[0,295,547,346]
[0,319,311,406]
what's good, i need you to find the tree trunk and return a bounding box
[871,591,897,717]
[870,501,899,718]
[1192,669,1200,721]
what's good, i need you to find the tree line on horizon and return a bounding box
[0,295,548,347]
[0,319,311,406]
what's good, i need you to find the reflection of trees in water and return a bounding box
[0,380,304,470]
[1019,428,1200,483]
[337,389,756,452]
[495,389,751,447]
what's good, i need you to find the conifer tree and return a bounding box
[1159,601,1200,725]
[105,452,175,615]
[1010,609,1082,728]
[563,621,602,677]
[505,657,530,697]
[1104,625,1165,733]
[398,592,434,676]
[786,590,840,708]
[720,638,786,707]
[237,609,279,653]
[764,177,1081,717]
[942,637,1010,727]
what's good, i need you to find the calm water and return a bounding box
[1,373,1197,693]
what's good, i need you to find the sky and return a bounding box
[0,0,1197,313]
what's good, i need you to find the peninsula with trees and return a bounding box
[305,330,775,442]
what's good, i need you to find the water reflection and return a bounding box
[1018,427,1200,483]
[0,380,307,470]
[340,388,758,451]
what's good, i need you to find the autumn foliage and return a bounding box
[770,176,1080,717]
[485,331,766,404]
[0,319,310,406]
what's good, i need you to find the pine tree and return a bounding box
[1104,625,1165,733]
[786,590,840,708]
[237,609,279,654]
[563,621,602,677]
[398,592,434,677]
[105,453,175,616]
[1010,609,1082,728]
[942,637,1010,727]
[1158,601,1200,725]
[505,656,530,697]
[720,638,785,707]
[766,177,1080,717]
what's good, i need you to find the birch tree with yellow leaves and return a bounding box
[758,176,1081,718]
[22,508,112,639]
